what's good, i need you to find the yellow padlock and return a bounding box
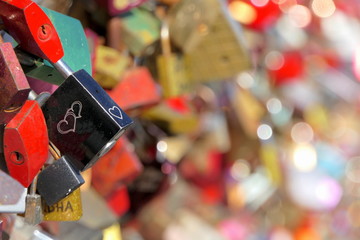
[42,188,82,221]
[156,19,192,98]
[232,84,265,138]
[259,143,282,186]
[94,45,129,89]
[142,101,199,134]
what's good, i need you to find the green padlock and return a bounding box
[115,7,161,56]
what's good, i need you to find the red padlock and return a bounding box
[92,137,143,197]
[109,67,161,112]
[0,0,64,63]
[0,36,30,124]
[3,100,49,187]
[106,185,130,217]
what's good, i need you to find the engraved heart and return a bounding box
[57,112,77,135]
[69,101,82,118]
[109,106,123,120]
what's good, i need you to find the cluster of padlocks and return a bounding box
[0,0,252,238]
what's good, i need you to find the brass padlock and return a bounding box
[168,0,218,53]
[156,19,191,98]
[42,188,82,221]
[179,0,252,82]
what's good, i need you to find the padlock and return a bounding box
[107,7,161,56]
[41,66,133,171]
[92,137,143,197]
[94,45,130,89]
[0,35,31,125]
[0,1,133,170]
[79,188,117,230]
[3,100,49,187]
[42,188,82,221]
[0,1,91,77]
[18,7,92,90]
[24,175,43,225]
[156,19,191,98]
[0,0,64,64]
[259,142,283,187]
[232,82,265,138]
[37,143,84,206]
[168,0,218,53]
[181,0,252,82]
[0,170,27,213]
[108,66,161,111]
[41,7,92,76]
[141,97,199,134]
[106,185,130,217]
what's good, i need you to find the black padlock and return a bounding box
[41,67,133,171]
[37,154,84,206]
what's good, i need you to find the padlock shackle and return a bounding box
[49,142,61,160]
[160,19,172,57]
[53,59,73,79]
[29,175,38,196]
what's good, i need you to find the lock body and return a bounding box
[37,156,84,206]
[0,0,64,63]
[92,137,143,197]
[3,100,49,188]
[109,67,161,111]
[25,194,43,225]
[117,7,160,56]
[41,69,133,171]
[156,54,190,98]
[43,188,82,221]
[0,41,30,124]
[94,45,129,89]
[177,0,251,82]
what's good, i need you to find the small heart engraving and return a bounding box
[109,106,123,120]
[69,101,83,118]
[57,112,77,135]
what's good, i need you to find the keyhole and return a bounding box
[38,24,52,41]
[10,151,25,165]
